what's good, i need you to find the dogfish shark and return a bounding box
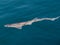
[4,16,60,29]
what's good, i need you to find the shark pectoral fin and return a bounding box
[16,27,22,29]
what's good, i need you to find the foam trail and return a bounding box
[4,16,60,29]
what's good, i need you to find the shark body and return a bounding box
[4,16,60,29]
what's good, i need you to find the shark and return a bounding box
[4,16,60,29]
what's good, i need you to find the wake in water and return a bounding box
[4,16,60,29]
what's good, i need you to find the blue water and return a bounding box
[0,0,60,45]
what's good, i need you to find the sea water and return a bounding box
[0,0,60,45]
